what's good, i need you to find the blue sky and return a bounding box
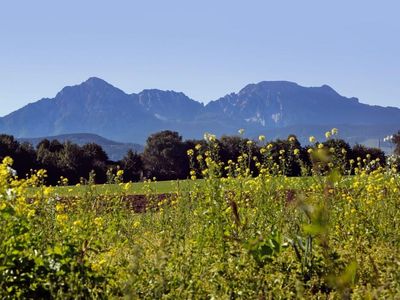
[0,0,399,116]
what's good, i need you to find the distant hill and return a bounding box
[1,77,399,146]
[18,133,143,161]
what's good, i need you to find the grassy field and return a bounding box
[40,179,202,197]
[36,176,319,197]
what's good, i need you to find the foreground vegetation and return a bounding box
[1,130,400,298]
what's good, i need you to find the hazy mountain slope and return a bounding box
[137,89,203,122]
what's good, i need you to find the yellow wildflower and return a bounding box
[325,131,331,139]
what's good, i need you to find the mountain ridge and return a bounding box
[1,77,399,146]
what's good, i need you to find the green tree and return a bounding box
[14,142,37,178]
[36,139,61,184]
[81,143,109,162]
[142,130,189,180]
[0,135,38,178]
[351,144,386,166]
[265,136,305,176]
[81,143,109,183]
[0,134,19,158]
[120,150,143,182]
[322,138,352,173]
[57,142,85,184]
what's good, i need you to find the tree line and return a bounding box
[0,130,399,185]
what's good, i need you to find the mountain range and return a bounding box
[1,77,399,148]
